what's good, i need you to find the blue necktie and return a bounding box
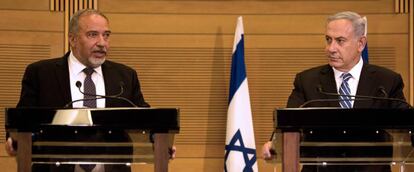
[338,73,353,108]
[83,68,97,108]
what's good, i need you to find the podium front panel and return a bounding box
[6,107,178,166]
[27,130,175,165]
[272,108,414,171]
[271,129,414,167]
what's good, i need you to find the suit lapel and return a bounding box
[319,65,340,107]
[55,52,72,107]
[354,64,376,108]
[102,62,120,107]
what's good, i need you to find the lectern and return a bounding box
[5,107,179,172]
[273,108,414,172]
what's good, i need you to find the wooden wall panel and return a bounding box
[0,0,50,11]
[100,0,395,14]
[0,10,63,32]
[108,14,409,34]
[0,0,411,172]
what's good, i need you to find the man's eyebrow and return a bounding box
[334,36,346,40]
[325,35,346,40]
[85,30,111,33]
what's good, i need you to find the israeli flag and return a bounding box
[362,16,369,63]
[224,16,258,172]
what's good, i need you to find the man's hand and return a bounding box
[261,141,276,160]
[5,137,17,156]
[169,146,176,159]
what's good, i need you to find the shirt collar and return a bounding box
[333,57,363,81]
[68,51,103,76]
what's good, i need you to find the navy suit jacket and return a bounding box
[17,52,149,108]
[287,63,407,108]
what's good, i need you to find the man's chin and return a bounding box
[89,58,106,68]
[328,61,342,68]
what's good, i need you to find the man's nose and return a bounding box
[96,35,107,46]
[326,42,337,53]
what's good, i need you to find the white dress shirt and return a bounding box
[332,57,363,107]
[68,52,106,108]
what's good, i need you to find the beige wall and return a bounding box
[0,0,412,171]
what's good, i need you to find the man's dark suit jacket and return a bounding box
[287,63,407,108]
[17,52,149,108]
[286,63,408,172]
[16,52,150,172]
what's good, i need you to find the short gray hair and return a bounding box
[327,11,366,38]
[69,9,109,34]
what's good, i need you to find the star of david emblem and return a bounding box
[224,129,257,172]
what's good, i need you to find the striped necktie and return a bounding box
[338,73,353,108]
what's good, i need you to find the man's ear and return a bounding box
[68,33,76,46]
[358,36,367,53]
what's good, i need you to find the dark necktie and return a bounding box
[80,164,95,172]
[338,73,353,108]
[80,68,97,171]
[83,68,97,108]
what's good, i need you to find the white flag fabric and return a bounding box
[224,16,258,172]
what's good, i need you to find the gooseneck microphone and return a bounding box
[378,86,388,98]
[299,98,365,108]
[64,81,137,108]
[299,85,411,108]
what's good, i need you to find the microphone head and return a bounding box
[76,81,82,88]
[316,85,323,93]
[116,81,125,97]
[119,81,125,87]
[378,86,388,97]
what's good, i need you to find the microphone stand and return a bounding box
[64,81,138,108]
[299,98,370,108]
[300,86,412,108]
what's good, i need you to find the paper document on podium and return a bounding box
[52,109,93,125]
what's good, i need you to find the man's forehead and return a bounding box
[326,20,354,37]
[80,27,110,34]
[78,15,110,32]
[79,13,107,21]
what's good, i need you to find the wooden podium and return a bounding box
[274,108,414,172]
[5,107,179,172]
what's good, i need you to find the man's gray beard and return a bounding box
[89,57,106,68]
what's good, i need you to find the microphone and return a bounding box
[318,85,398,101]
[299,98,364,108]
[64,81,137,108]
[299,85,411,108]
[378,86,388,98]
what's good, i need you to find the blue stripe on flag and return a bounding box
[362,43,369,63]
[362,16,369,64]
[228,35,246,104]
